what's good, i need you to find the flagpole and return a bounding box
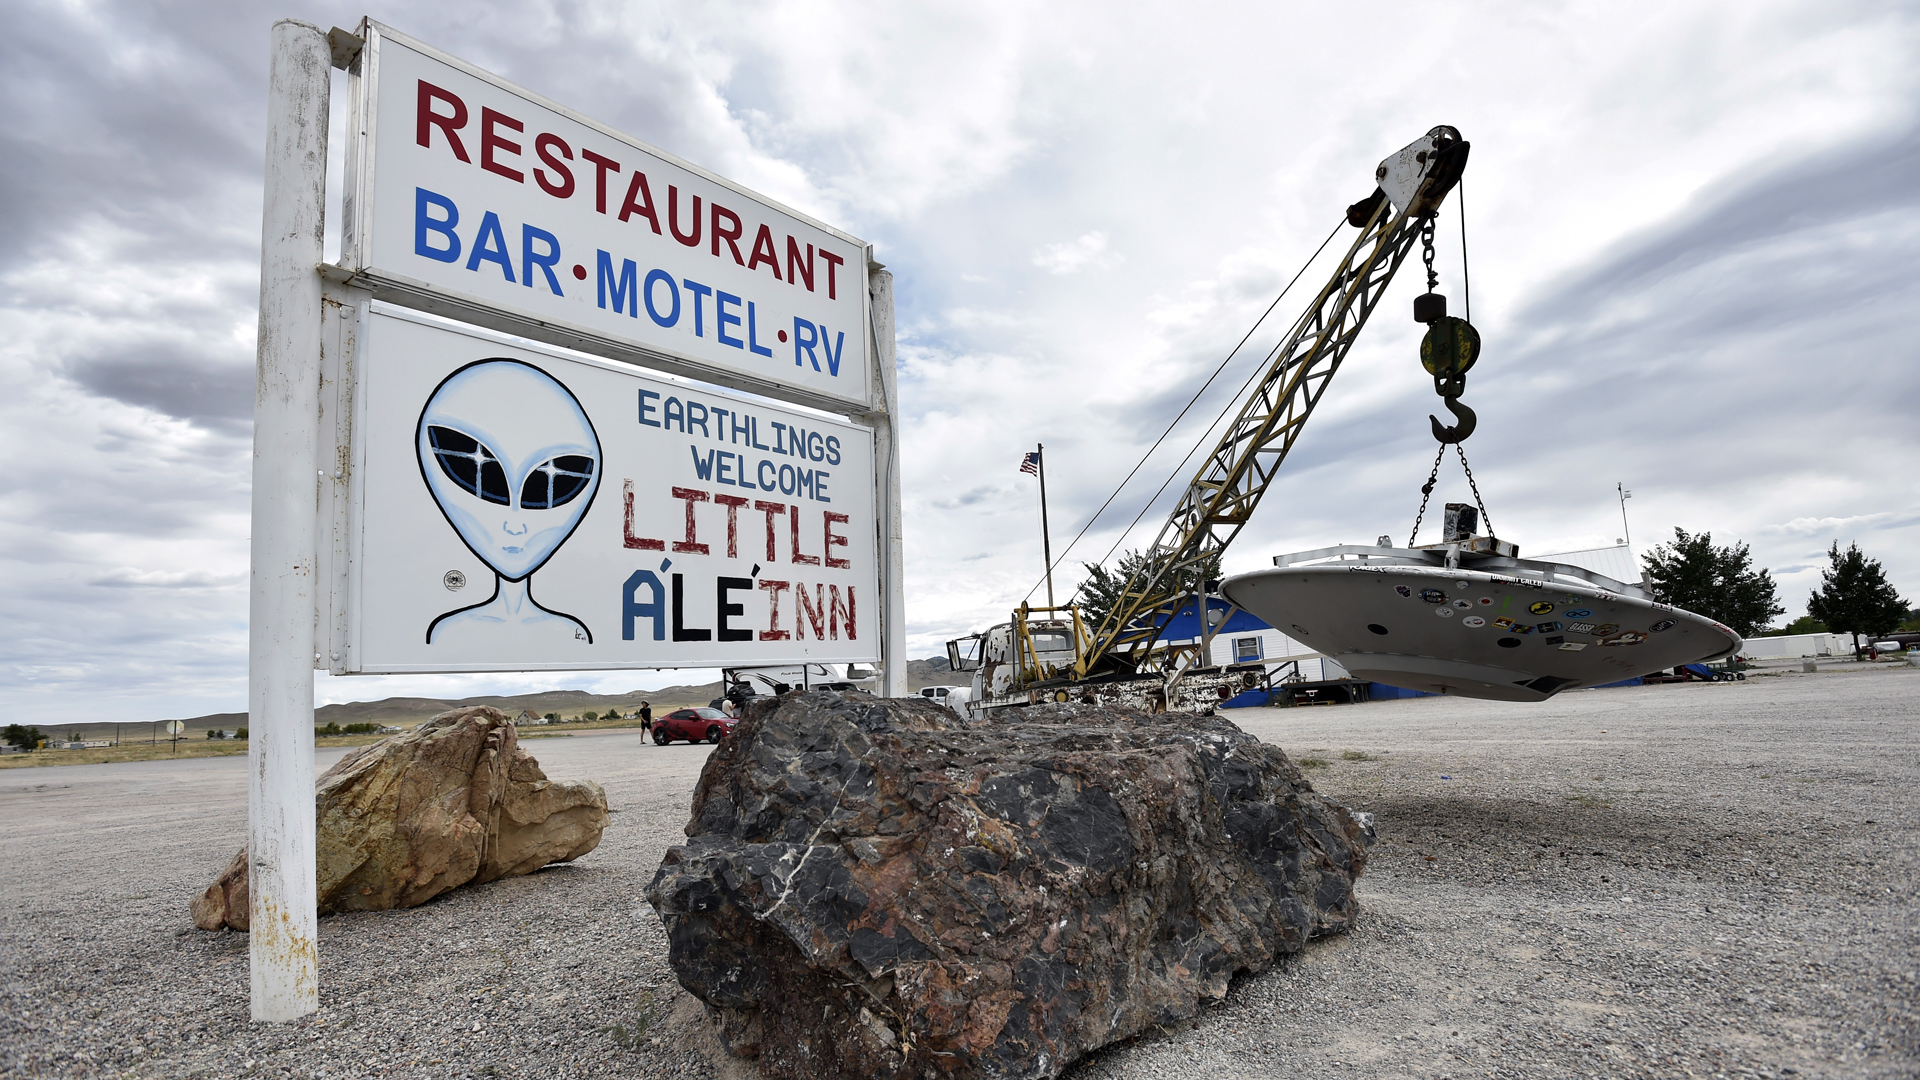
[1037,444,1055,608]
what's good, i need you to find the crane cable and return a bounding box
[1019,219,1347,605]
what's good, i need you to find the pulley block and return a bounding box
[1420,316,1480,380]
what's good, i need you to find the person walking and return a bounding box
[639,701,652,733]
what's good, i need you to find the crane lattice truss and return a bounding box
[1077,197,1429,679]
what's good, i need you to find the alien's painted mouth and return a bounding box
[501,545,524,554]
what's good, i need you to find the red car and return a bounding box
[653,707,733,745]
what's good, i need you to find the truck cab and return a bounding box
[718,662,878,714]
[946,606,1087,717]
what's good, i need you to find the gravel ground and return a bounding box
[1,662,1914,1079]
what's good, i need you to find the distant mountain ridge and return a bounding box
[50,658,960,739]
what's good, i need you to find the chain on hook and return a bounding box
[1420,216,1436,290]
[1408,444,1495,546]
[1455,443,1493,537]
[1407,444,1446,547]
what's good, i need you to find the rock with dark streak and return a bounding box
[646,693,1372,1079]
[191,706,607,931]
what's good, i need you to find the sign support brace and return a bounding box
[866,261,907,698]
[248,17,328,1022]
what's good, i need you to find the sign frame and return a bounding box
[251,17,905,1023]
[336,17,875,415]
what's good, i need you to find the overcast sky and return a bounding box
[3,0,1916,723]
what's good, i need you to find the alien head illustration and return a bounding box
[416,359,601,644]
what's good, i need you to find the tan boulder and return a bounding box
[192,706,607,931]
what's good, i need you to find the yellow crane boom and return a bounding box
[1076,126,1470,680]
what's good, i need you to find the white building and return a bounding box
[1533,543,1641,586]
[1738,632,1859,659]
[1155,599,1348,682]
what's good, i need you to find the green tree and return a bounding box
[1760,614,1828,637]
[1641,528,1783,637]
[3,724,44,751]
[581,710,599,722]
[544,712,559,722]
[1077,548,1224,636]
[1806,541,1910,658]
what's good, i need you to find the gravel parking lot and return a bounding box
[1,663,1913,1079]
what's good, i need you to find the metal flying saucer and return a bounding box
[1220,543,1741,702]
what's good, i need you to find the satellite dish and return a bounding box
[164,720,186,736]
[1223,546,1740,702]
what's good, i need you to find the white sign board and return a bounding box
[343,304,879,673]
[341,21,871,410]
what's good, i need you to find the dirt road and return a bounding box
[1,665,1912,1078]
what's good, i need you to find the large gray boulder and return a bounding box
[646,693,1372,1079]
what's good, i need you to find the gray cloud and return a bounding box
[0,2,266,262]
[1532,125,1920,308]
[63,343,254,431]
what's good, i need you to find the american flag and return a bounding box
[1019,452,1040,475]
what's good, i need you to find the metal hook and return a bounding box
[1429,396,1476,444]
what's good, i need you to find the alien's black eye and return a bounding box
[428,426,510,505]
[520,456,595,510]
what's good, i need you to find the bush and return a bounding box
[1760,615,1828,637]
[581,710,600,722]
[316,722,343,737]
[235,728,248,740]
[544,713,559,722]
[341,723,381,735]
[3,724,44,751]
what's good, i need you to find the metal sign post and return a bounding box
[865,265,907,698]
[249,18,328,1022]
